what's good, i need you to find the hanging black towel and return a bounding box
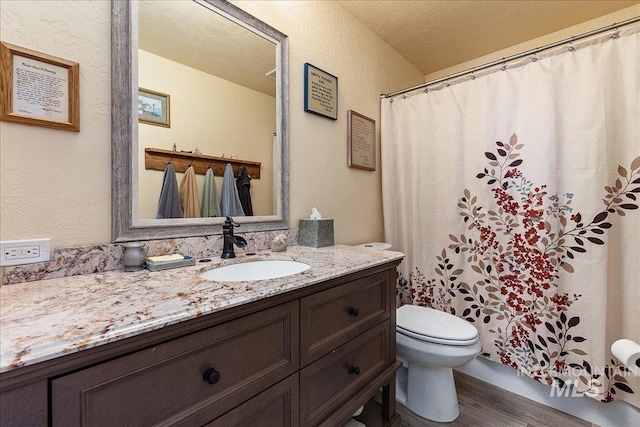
[156,163,182,219]
[236,167,253,216]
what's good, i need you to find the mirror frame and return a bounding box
[112,0,289,242]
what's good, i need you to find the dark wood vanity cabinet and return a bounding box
[0,262,400,427]
[300,270,392,426]
[52,302,299,426]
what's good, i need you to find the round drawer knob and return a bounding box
[203,368,221,384]
[348,365,361,376]
[348,307,360,317]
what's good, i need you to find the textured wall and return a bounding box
[0,0,423,249]
[233,0,425,245]
[0,1,112,247]
[4,2,632,250]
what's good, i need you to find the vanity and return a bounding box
[1,2,403,424]
[0,245,404,426]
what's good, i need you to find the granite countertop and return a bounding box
[0,245,403,373]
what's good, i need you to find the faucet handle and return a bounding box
[225,216,240,227]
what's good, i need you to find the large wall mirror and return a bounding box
[112,0,289,242]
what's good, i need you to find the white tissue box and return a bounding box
[299,219,334,247]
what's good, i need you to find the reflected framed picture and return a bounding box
[138,88,170,127]
[347,110,375,171]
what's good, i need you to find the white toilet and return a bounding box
[354,242,480,422]
[396,304,481,422]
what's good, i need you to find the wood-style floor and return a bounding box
[395,372,595,427]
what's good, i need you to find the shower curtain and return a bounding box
[382,25,639,406]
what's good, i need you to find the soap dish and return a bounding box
[146,255,196,271]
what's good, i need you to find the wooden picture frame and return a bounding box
[138,88,170,127]
[0,42,80,132]
[304,63,338,120]
[347,110,376,171]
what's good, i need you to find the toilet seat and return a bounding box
[397,305,479,346]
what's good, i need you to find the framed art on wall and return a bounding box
[347,110,375,171]
[138,88,170,127]
[304,63,338,120]
[0,42,80,132]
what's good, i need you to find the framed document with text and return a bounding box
[0,42,80,132]
[347,110,375,171]
[304,63,338,120]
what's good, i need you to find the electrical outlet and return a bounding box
[0,239,50,266]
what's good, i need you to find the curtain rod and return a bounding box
[381,16,640,99]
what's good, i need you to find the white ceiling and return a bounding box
[338,0,640,76]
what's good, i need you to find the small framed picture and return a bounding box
[347,110,376,171]
[138,88,170,127]
[304,63,338,120]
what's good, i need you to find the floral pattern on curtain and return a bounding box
[382,26,639,406]
[401,134,639,401]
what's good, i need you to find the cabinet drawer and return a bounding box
[300,271,390,366]
[300,321,389,426]
[52,301,299,427]
[206,373,299,427]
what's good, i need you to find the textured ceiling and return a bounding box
[139,0,276,97]
[139,1,639,95]
[338,0,640,75]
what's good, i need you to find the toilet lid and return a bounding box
[397,305,479,345]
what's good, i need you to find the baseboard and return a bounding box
[455,358,640,427]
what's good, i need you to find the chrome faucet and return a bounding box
[221,216,247,259]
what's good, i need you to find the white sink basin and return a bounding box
[199,260,310,282]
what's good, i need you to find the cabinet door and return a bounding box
[52,301,298,427]
[0,381,47,427]
[300,321,389,426]
[206,374,299,427]
[300,271,389,366]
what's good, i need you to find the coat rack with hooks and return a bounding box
[144,148,261,179]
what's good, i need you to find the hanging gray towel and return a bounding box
[156,163,182,219]
[236,166,253,216]
[220,163,245,217]
[201,167,221,217]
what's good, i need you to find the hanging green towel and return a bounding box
[201,167,221,217]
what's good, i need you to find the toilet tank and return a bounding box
[354,242,392,250]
